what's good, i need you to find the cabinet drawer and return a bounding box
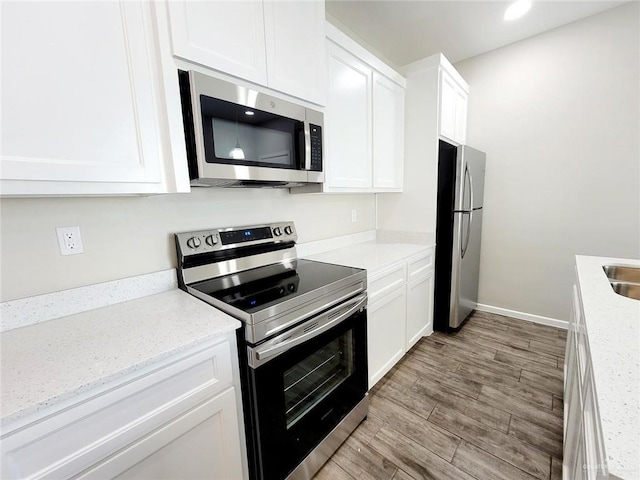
[368,262,406,304]
[1,340,233,480]
[407,249,434,281]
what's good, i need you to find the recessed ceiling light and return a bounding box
[245,110,255,116]
[504,0,532,21]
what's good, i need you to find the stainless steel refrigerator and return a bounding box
[434,140,486,331]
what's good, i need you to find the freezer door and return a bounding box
[454,146,486,212]
[450,208,483,329]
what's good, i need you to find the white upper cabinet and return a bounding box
[373,72,405,190]
[263,0,327,105]
[454,87,468,143]
[439,65,469,145]
[325,42,372,189]
[166,0,326,106]
[167,1,268,86]
[0,1,190,196]
[301,23,405,194]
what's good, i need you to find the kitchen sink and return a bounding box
[603,265,640,300]
[603,265,640,283]
[610,282,640,301]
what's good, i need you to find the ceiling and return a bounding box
[325,0,630,68]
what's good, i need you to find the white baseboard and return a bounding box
[475,303,568,330]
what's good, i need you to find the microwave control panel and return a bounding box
[310,124,322,172]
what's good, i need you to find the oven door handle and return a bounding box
[249,293,367,367]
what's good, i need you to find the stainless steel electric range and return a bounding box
[175,222,368,480]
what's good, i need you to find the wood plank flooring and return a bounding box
[313,311,566,480]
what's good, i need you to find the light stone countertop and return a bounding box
[303,240,432,274]
[0,235,430,428]
[0,289,240,425]
[575,255,640,479]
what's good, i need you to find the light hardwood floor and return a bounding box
[314,311,566,480]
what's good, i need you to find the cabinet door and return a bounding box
[368,288,407,388]
[582,372,606,479]
[439,70,457,142]
[263,0,326,105]
[78,388,244,480]
[325,42,372,189]
[406,271,434,350]
[1,1,172,195]
[454,88,468,144]
[563,354,583,480]
[372,72,404,191]
[167,0,268,86]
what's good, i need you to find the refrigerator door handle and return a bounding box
[454,165,474,214]
[466,162,475,211]
[461,210,473,259]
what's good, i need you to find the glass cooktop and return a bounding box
[191,259,364,314]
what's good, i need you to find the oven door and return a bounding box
[246,294,367,480]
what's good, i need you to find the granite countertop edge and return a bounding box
[1,289,240,426]
[1,237,433,427]
[575,255,640,479]
[302,240,434,273]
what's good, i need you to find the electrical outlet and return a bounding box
[351,209,357,223]
[56,226,84,255]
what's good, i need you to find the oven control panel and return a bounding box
[176,222,297,256]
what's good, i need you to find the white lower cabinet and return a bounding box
[406,270,434,350]
[564,284,606,480]
[0,334,246,480]
[79,388,243,480]
[368,287,407,388]
[366,247,435,388]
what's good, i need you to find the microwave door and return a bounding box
[179,70,325,187]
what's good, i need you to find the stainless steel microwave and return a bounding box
[178,71,324,188]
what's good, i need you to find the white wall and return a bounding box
[0,190,375,301]
[376,59,440,238]
[455,2,639,320]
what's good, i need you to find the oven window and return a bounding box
[283,330,354,429]
[200,95,303,169]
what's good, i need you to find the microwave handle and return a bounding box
[304,121,311,171]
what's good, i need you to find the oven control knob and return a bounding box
[273,227,282,237]
[186,237,201,249]
[284,226,293,235]
[205,235,218,247]
[278,286,285,295]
